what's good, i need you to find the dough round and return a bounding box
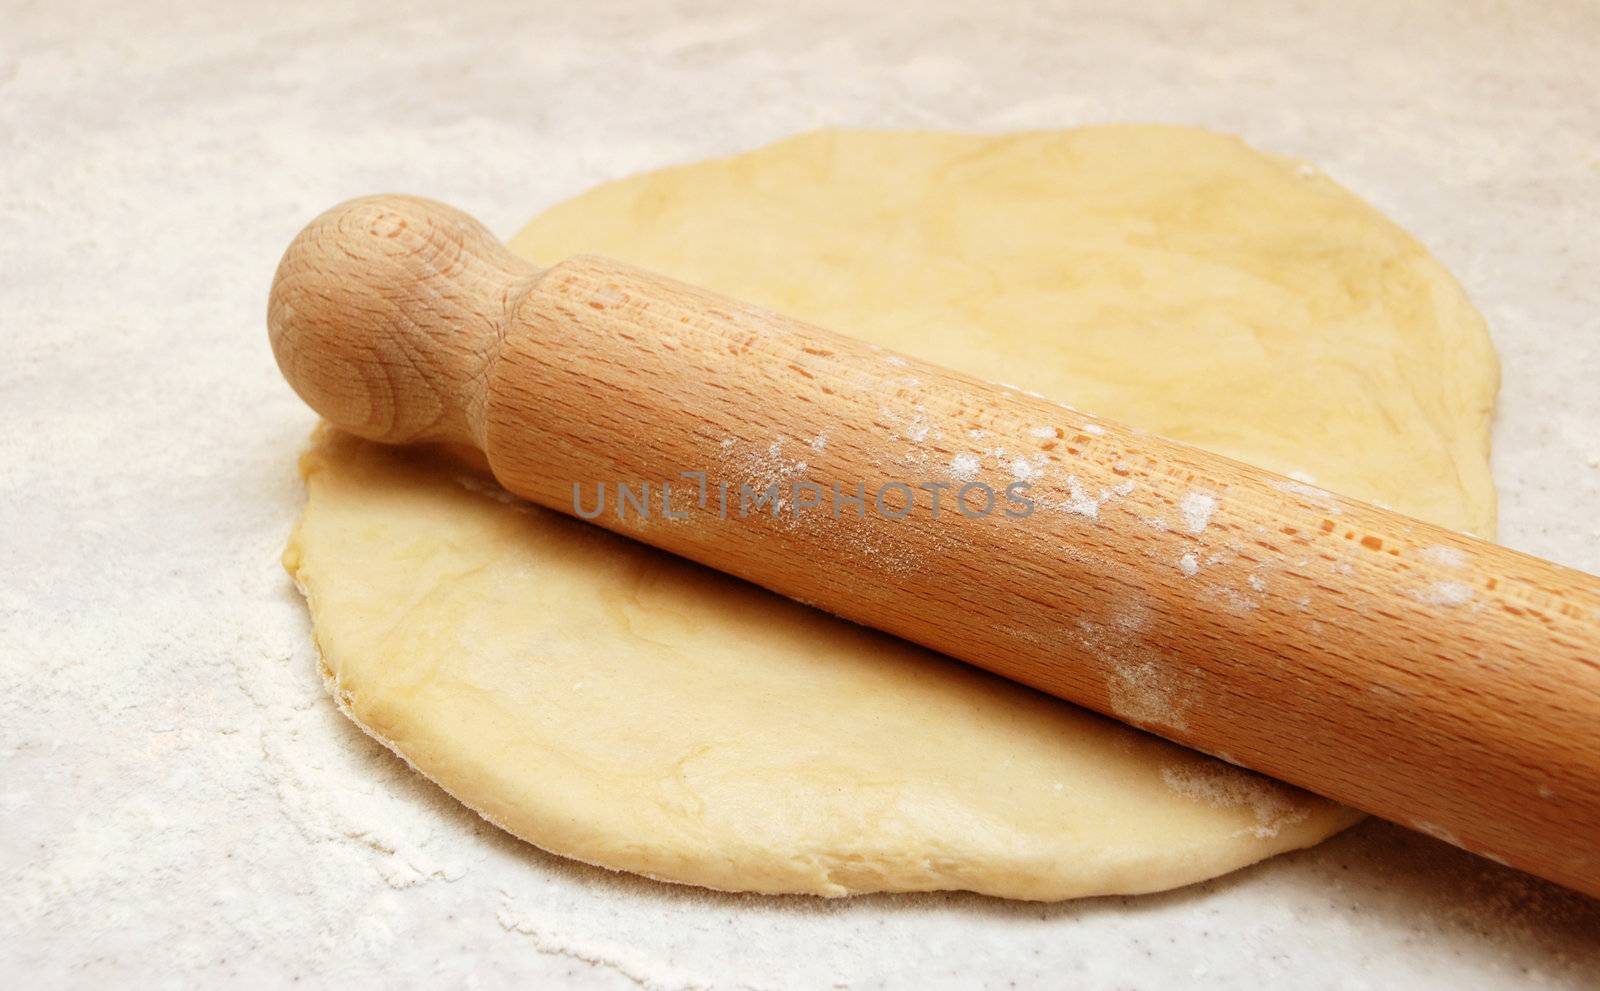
[285,126,1496,900]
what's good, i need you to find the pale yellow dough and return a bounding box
[285,126,1497,900]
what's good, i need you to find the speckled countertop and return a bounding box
[3,1,1598,987]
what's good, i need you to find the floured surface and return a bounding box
[287,126,1497,900]
[9,3,1600,985]
[288,429,1358,899]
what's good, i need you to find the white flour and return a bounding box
[1421,545,1470,569]
[7,1,1600,987]
[1409,581,1476,608]
[948,452,981,481]
[1180,490,1219,534]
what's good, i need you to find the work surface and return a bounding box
[3,1,1598,986]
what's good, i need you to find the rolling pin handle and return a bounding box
[267,194,540,448]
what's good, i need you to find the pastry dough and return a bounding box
[285,126,1497,899]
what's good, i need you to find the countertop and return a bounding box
[3,1,1598,986]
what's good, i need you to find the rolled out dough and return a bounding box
[285,126,1497,900]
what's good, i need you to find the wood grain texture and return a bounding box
[269,194,1600,897]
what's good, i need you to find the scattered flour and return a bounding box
[496,894,710,991]
[1077,614,1191,732]
[1420,544,1469,569]
[948,452,981,481]
[1053,478,1134,521]
[1106,661,1190,732]
[722,437,812,511]
[1409,581,1475,608]
[883,404,935,444]
[1178,553,1199,577]
[1201,583,1262,614]
[1274,478,1341,511]
[1081,423,1106,436]
[1060,476,1101,519]
[1180,490,1218,534]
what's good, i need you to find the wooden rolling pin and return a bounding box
[268,194,1600,897]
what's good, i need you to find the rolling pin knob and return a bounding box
[267,195,540,447]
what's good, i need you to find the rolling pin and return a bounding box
[268,194,1600,897]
